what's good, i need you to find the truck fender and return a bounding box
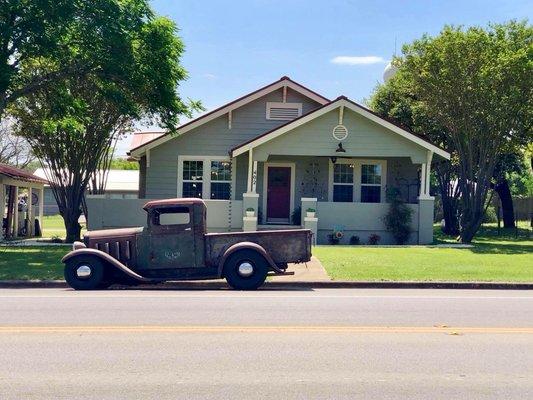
[61,248,154,283]
[217,241,283,277]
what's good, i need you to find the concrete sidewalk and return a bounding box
[271,256,331,282]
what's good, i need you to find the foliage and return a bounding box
[110,158,139,170]
[291,206,301,225]
[368,234,381,245]
[483,206,498,223]
[8,1,200,242]
[383,188,414,244]
[399,21,532,242]
[246,207,254,212]
[349,235,360,245]
[327,233,340,245]
[0,119,34,168]
[306,208,316,213]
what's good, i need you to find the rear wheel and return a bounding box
[64,255,106,290]
[223,250,268,290]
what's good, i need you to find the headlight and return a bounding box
[73,241,86,250]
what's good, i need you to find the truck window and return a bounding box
[152,207,190,226]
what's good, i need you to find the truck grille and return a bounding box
[90,239,134,266]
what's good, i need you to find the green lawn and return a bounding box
[315,224,533,282]
[0,246,67,280]
[41,214,86,239]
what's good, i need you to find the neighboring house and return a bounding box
[34,168,139,215]
[87,76,450,244]
[1,163,47,240]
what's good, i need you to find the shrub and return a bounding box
[246,207,254,212]
[368,233,381,245]
[483,206,498,223]
[327,233,340,245]
[291,207,301,225]
[306,208,316,213]
[383,187,413,245]
[349,235,360,245]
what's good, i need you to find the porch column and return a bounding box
[13,186,19,237]
[246,149,258,194]
[301,198,318,245]
[418,151,435,244]
[27,187,34,236]
[38,186,44,237]
[0,183,5,241]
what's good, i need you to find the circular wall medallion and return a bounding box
[332,124,348,141]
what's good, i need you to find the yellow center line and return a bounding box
[0,326,532,334]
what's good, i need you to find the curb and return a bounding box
[0,280,532,290]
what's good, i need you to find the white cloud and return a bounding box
[203,73,217,80]
[331,56,387,65]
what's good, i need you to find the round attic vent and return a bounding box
[332,124,348,141]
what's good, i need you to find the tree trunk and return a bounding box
[441,196,460,236]
[494,179,515,228]
[63,210,82,243]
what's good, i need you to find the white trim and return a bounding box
[301,197,318,202]
[130,79,329,157]
[232,99,450,159]
[177,155,231,200]
[266,102,303,120]
[262,162,296,224]
[328,158,387,203]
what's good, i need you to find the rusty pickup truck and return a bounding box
[62,198,312,290]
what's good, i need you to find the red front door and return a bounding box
[266,166,291,222]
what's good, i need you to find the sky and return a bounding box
[117,0,531,155]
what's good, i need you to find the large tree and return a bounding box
[9,2,200,242]
[388,21,532,242]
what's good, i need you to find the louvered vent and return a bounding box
[266,102,302,120]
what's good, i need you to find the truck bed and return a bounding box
[204,229,312,267]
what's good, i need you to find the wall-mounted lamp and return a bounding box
[336,143,346,153]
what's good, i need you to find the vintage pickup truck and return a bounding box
[62,198,312,290]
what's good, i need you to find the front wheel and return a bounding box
[64,255,106,290]
[223,250,268,290]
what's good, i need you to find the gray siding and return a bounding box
[145,89,321,198]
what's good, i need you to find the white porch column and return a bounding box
[246,148,258,194]
[38,187,44,237]
[419,151,434,199]
[419,163,426,198]
[27,187,34,236]
[13,186,19,237]
[0,183,5,241]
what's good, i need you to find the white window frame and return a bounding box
[266,102,303,120]
[328,159,387,203]
[331,162,355,203]
[177,155,235,200]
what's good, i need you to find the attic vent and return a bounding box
[266,102,302,120]
[332,124,348,141]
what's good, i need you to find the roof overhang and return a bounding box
[230,97,451,160]
[129,77,330,158]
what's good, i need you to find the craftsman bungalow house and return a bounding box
[87,76,450,244]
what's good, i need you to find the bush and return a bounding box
[291,207,301,225]
[327,233,340,245]
[349,235,360,245]
[383,188,413,245]
[368,233,381,245]
[483,206,498,223]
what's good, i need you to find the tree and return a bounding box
[399,21,532,242]
[369,71,461,235]
[383,188,414,245]
[0,119,35,168]
[10,3,200,242]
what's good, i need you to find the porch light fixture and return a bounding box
[335,142,346,153]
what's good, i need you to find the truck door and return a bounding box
[148,205,196,269]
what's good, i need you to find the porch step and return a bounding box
[258,224,302,231]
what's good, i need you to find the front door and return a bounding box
[266,166,291,223]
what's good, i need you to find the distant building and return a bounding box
[33,168,139,215]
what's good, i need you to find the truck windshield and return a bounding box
[152,207,190,226]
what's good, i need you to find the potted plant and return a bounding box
[245,207,255,217]
[306,208,316,218]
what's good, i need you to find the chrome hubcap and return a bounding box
[76,265,92,279]
[237,262,254,278]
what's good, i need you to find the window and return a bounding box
[361,164,382,203]
[210,160,231,200]
[182,160,203,198]
[329,160,386,203]
[152,206,190,226]
[333,163,354,202]
[266,102,302,120]
[179,157,232,200]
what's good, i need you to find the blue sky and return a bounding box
[118,0,530,154]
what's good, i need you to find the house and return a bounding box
[1,163,47,240]
[87,76,450,244]
[33,168,139,215]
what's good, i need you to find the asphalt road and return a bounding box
[0,288,532,399]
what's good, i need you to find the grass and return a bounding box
[41,214,86,239]
[0,246,67,280]
[315,223,533,282]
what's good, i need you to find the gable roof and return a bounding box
[0,163,48,184]
[129,76,330,157]
[230,96,451,160]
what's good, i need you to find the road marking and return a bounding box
[0,326,532,334]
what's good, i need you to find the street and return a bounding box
[0,288,532,399]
